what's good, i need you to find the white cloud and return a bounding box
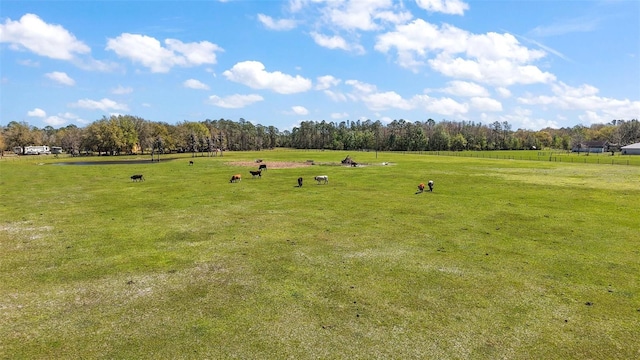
[18,59,39,67]
[441,80,488,97]
[106,34,223,73]
[495,87,512,98]
[345,79,377,94]
[517,81,640,126]
[223,61,312,94]
[428,55,556,87]
[498,107,560,130]
[310,32,365,54]
[43,112,84,126]
[207,94,264,108]
[412,95,469,116]
[257,14,297,31]
[415,0,469,15]
[311,32,350,51]
[361,91,413,111]
[183,79,210,90]
[324,90,348,102]
[291,106,309,115]
[470,97,502,112]
[0,13,90,60]
[325,0,394,31]
[112,85,133,94]
[43,115,67,126]
[45,71,75,86]
[331,112,349,119]
[529,16,599,38]
[315,75,341,90]
[27,108,46,117]
[375,19,553,86]
[70,98,129,112]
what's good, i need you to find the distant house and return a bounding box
[572,141,609,153]
[621,142,640,155]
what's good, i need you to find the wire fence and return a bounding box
[412,150,640,166]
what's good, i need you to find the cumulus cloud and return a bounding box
[70,98,129,112]
[257,14,297,31]
[315,75,341,90]
[42,112,85,126]
[415,0,469,15]
[518,81,640,121]
[291,106,309,115]
[0,13,90,60]
[45,71,75,86]
[331,112,349,119]
[375,19,554,86]
[112,85,133,94]
[495,87,512,98]
[309,32,366,54]
[27,108,46,117]
[106,34,223,73]
[441,80,488,97]
[43,115,67,126]
[325,0,396,31]
[470,97,502,112]
[324,90,348,102]
[223,61,312,94]
[498,107,560,130]
[183,79,210,90]
[207,94,264,108]
[412,95,469,116]
[428,55,555,87]
[311,32,350,51]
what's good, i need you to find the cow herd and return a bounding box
[130,157,434,193]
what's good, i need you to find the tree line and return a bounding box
[1,115,639,155]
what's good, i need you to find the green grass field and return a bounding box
[1,150,639,359]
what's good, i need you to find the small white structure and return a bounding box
[621,142,640,155]
[23,146,51,155]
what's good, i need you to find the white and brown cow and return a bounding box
[314,175,329,184]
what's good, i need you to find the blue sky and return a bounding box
[1,0,639,131]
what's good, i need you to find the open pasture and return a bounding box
[420,149,640,166]
[1,150,639,359]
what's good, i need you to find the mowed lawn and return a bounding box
[0,150,638,359]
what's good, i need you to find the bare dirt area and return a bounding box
[227,161,313,169]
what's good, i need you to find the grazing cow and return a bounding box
[428,180,434,192]
[189,160,194,166]
[297,177,303,187]
[249,170,262,178]
[230,174,242,183]
[351,162,358,167]
[131,174,144,182]
[258,164,267,171]
[314,175,329,184]
[418,183,425,192]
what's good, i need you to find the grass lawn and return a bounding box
[1,150,639,359]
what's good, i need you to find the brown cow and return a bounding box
[230,174,242,183]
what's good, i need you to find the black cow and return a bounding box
[297,177,303,187]
[189,160,194,166]
[249,170,262,178]
[258,164,267,171]
[131,174,144,182]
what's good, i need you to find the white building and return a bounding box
[621,142,640,155]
